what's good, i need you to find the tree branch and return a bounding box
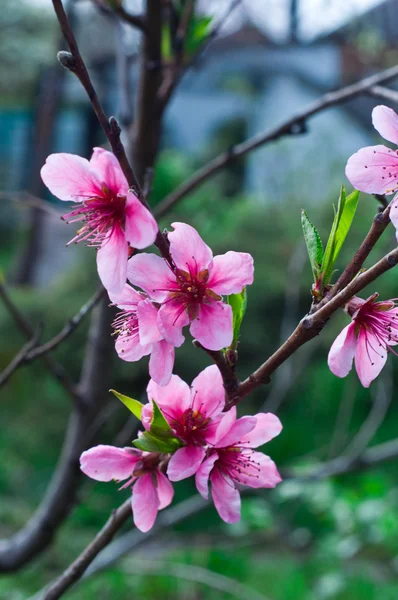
[41,499,132,600]
[0,325,43,388]
[155,65,398,218]
[368,84,398,105]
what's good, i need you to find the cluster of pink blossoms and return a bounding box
[81,367,282,531]
[328,104,398,388]
[41,149,282,532]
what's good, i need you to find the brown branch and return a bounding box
[193,341,239,399]
[233,245,398,404]
[155,65,398,218]
[317,202,392,307]
[0,325,43,388]
[52,0,172,264]
[115,6,148,33]
[0,281,82,406]
[41,499,132,600]
[25,287,105,362]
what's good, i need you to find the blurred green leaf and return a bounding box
[301,210,324,282]
[185,15,213,55]
[110,389,143,421]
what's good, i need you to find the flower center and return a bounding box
[172,408,211,445]
[63,185,126,246]
[216,448,262,485]
[168,268,221,320]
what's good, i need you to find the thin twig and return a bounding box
[0,191,63,218]
[52,0,172,264]
[26,287,105,362]
[0,325,43,388]
[155,66,398,217]
[41,499,131,600]
[115,6,148,33]
[0,281,83,406]
[368,84,398,105]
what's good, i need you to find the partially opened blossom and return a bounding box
[109,284,175,386]
[128,222,254,351]
[345,105,398,240]
[80,445,173,532]
[143,365,227,481]
[195,408,282,523]
[41,148,158,293]
[328,293,398,388]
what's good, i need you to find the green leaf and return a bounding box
[227,287,247,348]
[149,400,176,439]
[161,24,173,61]
[185,16,213,55]
[110,389,143,421]
[321,186,360,286]
[301,210,324,282]
[133,431,182,453]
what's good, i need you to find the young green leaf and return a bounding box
[301,210,324,282]
[321,186,360,286]
[185,16,213,55]
[149,400,176,439]
[110,389,143,421]
[227,287,247,348]
[133,431,182,454]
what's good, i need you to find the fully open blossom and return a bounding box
[345,105,398,240]
[127,222,254,351]
[328,293,398,388]
[195,408,282,523]
[143,366,227,481]
[110,284,174,386]
[41,148,158,293]
[80,445,173,532]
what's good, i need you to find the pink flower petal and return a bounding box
[158,300,189,347]
[236,451,282,489]
[127,253,175,302]
[190,302,233,351]
[169,222,213,273]
[146,374,191,416]
[190,364,225,418]
[328,322,357,379]
[213,406,237,446]
[354,328,388,388]
[372,105,398,145]
[149,340,175,386]
[215,415,257,449]
[115,329,151,362]
[89,147,128,195]
[156,471,174,510]
[80,445,139,482]
[108,283,143,310]
[132,473,159,532]
[345,145,398,195]
[211,470,241,523]
[97,223,128,294]
[167,445,206,481]
[124,191,158,250]
[137,299,163,344]
[239,413,282,448]
[41,153,101,201]
[208,251,254,295]
[195,454,219,499]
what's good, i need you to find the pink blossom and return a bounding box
[80,444,173,532]
[127,222,254,351]
[328,293,398,388]
[143,365,227,481]
[41,148,158,293]
[109,284,174,386]
[345,105,398,240]
[195,408,282,523]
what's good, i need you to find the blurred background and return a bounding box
[1,0,398,598]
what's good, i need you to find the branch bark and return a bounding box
[155,65,398,218]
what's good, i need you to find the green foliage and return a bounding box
[301,210,324,283]
[227,287,248,349]
[132,400,182,453]
[321,186,360,286]
[110,390,143,421]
